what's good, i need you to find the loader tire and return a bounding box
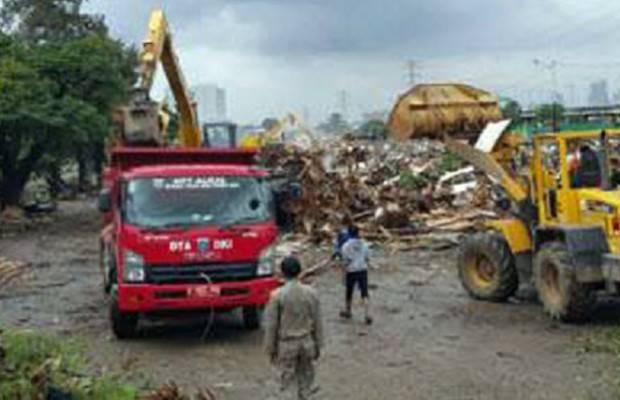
[457,232,519,302]
[110,300,138,339]
[533,242,594,322]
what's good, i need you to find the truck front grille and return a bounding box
[146,262,257,284]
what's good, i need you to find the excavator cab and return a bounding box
[203,122,238,148]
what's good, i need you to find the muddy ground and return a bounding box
[1,200,620,399]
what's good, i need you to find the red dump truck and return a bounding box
[97,147,296,338]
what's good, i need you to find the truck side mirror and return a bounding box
[98,189,112,213]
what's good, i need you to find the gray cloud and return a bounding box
[89,0,619,57]
[84,0,620,123]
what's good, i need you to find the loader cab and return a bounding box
[532,131,620,227]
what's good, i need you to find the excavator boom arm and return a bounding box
[138,10,201,147]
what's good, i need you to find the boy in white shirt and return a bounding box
[340,225,373,325]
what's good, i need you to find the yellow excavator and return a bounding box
[389,83,620,322]
[115,10,201,148]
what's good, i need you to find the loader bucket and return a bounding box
[387,83,502,142]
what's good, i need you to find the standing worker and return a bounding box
[340,225,373,325]
[332,215,354,260]
[264,256,324,400]
[575,145,601,187]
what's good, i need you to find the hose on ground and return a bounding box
[199,273,216,341]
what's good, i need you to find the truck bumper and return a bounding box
[117,277,280,313]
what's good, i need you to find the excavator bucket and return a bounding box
[387,83,502,142]
[117,88,166,146]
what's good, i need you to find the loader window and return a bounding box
[122,176,274,229]
[604,137,620,188]
[567,139,603,188]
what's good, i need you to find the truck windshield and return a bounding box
[123,176,273,229]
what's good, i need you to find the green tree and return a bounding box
[500,98,522,123]
[357,119,387,140]
[261,117,279,131]
[0,0,106,43]
[0,0,135,207]
[0,36,62,206]
[535,103,565,131]
[36,35,135,190]
[318,113,349,135]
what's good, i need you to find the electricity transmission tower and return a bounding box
[406,60,421,86]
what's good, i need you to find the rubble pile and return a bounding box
[0,257,29,289]
[0,206,53,237]
[140,382,217,400]
[261,138,497,245]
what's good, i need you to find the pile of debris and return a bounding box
[260,138,497,246]
[140,382,216,400]
[0,206,54,237]
[0,257,30,290]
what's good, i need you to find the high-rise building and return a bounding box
[192,84,227,123]
[588,80,610,106]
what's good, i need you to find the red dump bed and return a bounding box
[108,147,258,171]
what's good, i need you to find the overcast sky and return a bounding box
[85,0,620,125]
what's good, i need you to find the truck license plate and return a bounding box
[188,285,220,298]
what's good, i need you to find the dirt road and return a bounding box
[0,201,618,399]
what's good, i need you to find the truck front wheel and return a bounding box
[242,306,261,330]
[110,300,138,339]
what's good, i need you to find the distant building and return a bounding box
[588,80,610,106]
[192,84,227,123]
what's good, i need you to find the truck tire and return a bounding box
[110,300,138,339]
[533,242,594,322]
[457,232,519,302]
[242,306,261,330]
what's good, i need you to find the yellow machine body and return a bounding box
[479,130,620,255]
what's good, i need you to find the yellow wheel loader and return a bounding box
[450,130,620,322]
[389,83,620,322]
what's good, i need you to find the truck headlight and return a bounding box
[123,250,145,283]
[257,245,276,276]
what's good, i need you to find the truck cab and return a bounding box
[98,147,291,338]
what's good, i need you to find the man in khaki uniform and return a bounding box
[264,256,324,400]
